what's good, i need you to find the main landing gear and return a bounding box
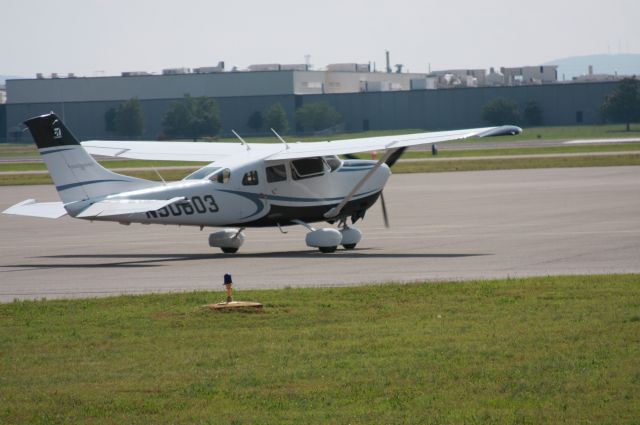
[208,228,245,254]
[208,221,362,254]
[295,219,362,253]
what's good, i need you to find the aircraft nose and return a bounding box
[377,163,392,185]
[380,162,392,176]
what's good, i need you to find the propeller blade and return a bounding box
[380,191,390,228]
[344,147,406,166]
[385,147,407,167]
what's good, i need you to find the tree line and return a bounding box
[481,76,639,130]
[105,97,344,140]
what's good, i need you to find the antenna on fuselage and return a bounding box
[270,128,290,150]
[231,129,251,151]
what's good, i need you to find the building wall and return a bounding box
[7,70,431,106]
[299,81,617,131]
[6,95,296,142]
[5,81,618,142]
[6,72,296,104]
[0,104,6,142]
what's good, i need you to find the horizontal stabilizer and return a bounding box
[76,197,186,218]
[3,199,68,218]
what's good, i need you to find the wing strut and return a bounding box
[324,146,398,219]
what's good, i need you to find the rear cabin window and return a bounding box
[266,164,287,182]
[291,157,325,180]
[242,170,259,186]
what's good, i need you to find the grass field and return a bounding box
[1,274,639,424]
[2,154,639,186]
[2,142,640,174]
[355,142,640,159]
[392,153,640,174]
[0,160,206,173]
[468,123,640,143]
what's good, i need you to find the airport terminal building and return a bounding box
[2,67,619,142]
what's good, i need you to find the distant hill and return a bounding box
[544,54,640,80]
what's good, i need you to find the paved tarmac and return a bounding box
[1,167,639,302]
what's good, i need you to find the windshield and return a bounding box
[183,166,221,180]
[323,155,342,172]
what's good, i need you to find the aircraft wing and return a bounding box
[3,199,68,218]
[81,140,280,162]
[265,125,521,161]
[81,125,521,162]
[76,197,186,218]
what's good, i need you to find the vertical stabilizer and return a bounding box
[23,113,158,204]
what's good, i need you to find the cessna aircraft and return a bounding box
[4,113,521,253]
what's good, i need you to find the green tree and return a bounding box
[295,102,342,132]
[104,107,117,133]
[481,98,520,126]
[522,100,543,126]
[162,94,222,140]
[247,110,263,133]
[263,103,289,134]
[601,76,640,131]
[113,98,144,138]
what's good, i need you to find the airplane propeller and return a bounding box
[343,147,408,228]
[377,147,407,228]
[379,191,390,228]
[384,147,407,168]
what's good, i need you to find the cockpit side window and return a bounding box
[266,164,287,183]
[211,168,231,184]
[242,170,259,186]
[291,157,325,180]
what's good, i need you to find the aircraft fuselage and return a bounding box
[67,159,390,228]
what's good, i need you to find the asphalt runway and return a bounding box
[1,167,639,302]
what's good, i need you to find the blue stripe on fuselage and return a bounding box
[56,179,132,191]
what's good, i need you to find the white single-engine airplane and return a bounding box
[4,113,521,253]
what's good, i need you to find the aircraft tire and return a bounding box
[319,246,337,253]
[342,243,357,250]
[221,247,239,254]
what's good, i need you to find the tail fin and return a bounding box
[24,113,157,204]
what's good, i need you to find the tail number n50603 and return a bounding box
[146,195,218,218]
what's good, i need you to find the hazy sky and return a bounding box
[2,0,639,77]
